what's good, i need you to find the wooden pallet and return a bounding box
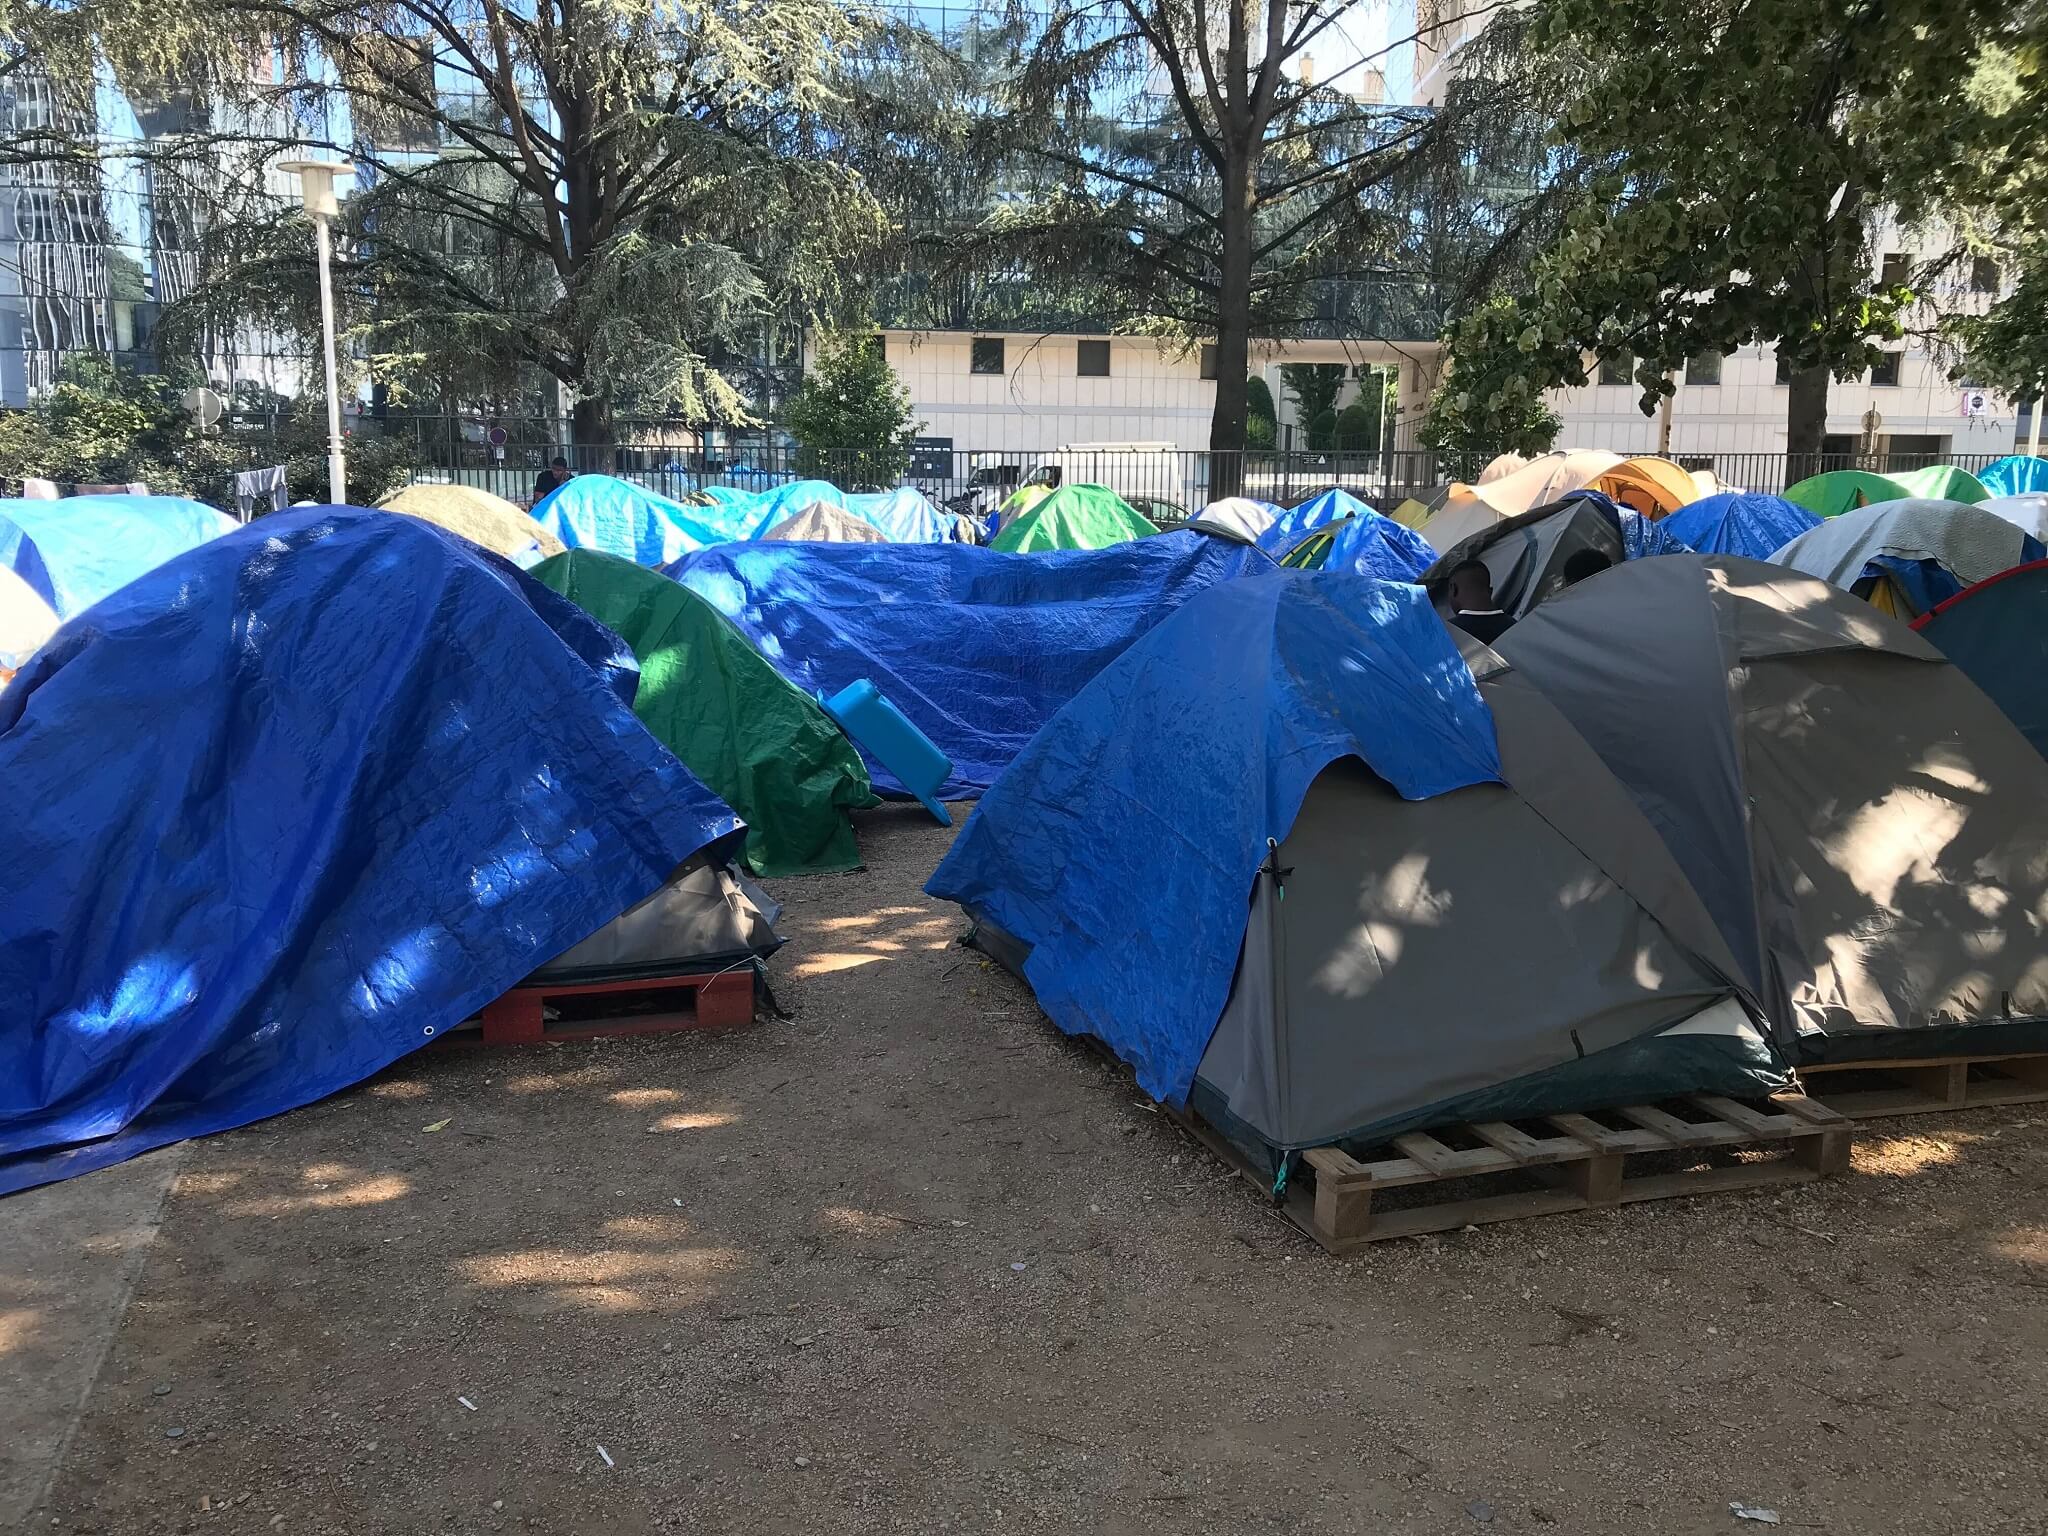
[448,967,756,1046]
[1287,1094,1852,1250]
[1795,1052,2048,1120]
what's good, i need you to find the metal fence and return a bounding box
[380,429,2025,516]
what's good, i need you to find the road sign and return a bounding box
[1962,389,1992,417]
[487,425,509,447]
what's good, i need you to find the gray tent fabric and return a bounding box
[534,854,782,982]
[1494,554,2048,1061]
[760,504,889,543]
[1421,496,1629,617]
[1771,498,2035,594]
[1193,752,1772,1155]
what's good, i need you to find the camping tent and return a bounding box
[0,494,237,619]
[533,474,773,563]
[1417,451,1628,554]
[0,566,57,686]
[1495,554,2048,1063]
[1420,492,1690,618]
[760,504,888,543]
[989,483,1157,552]
[927,571,1776,1168]
[843,487,969,543]
[1979,455,2048,497]
[1658,492,1821,560]
[1596,455,1702,517]
[1276,505,1436,582]
[1189,497,1282,542]
[0,509,743,1194]
[670,529,1264,795]
[1782,468,1905,518]
[1912,560,2048,760]
[1477,452,1527,483]
[1254,486,1371,554]
[381,482,565,565]
[1979,494,2048,542]
[532,549,879,875]
[1769,497,2044,618]
[1888,464,1988,503]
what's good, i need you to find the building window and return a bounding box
[1685,351,1722,386]
[1870,351,1902,386]
[1775,351,1794,386]
[971,337,1004,375]
[1880,251,1912,288]
[1077,339,1111,377]
[1199,343,1218,380]
[1972,256,2001,294]
[1598,352,1632,387]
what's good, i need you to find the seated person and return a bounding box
[1445,559,1514,644]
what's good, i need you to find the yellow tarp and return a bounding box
[381,483,567,561]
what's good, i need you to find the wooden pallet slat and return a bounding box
[1797,1049,2048,1120]
[1276,1096,1848,1252]
[456,967,756,1046]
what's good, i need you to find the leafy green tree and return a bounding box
[783,332,923,488]
[915,0,1540,474]
[1280,363,1345,449]
[1435,0,2016,466]
[1417,356,1561,477]
[153,0,888,445]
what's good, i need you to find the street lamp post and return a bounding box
[278,159,355,505]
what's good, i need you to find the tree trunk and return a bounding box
[570,393,613,467]
[1785,364,1829,484]
[1207,149,1255,499]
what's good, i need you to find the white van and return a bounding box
[1030,442,1193,513]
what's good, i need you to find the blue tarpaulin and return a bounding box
[0,495,237,619]
[1979,455,2048,498]
[1659,492,1820,560]
[1255,486,1371,553]
[1913,560,2048,758]
[534,474,773,563]
[671,529,1264,796]
[1305,508,1437,581]
[927,571,1504,1103]
[0,509,737,1194]
[843,488,968,543]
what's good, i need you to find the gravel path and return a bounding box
[27,802,2048,1534]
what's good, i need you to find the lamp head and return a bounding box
[278,158,354,219]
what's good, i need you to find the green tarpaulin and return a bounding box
[1888,464,1988,503]
[1783,470,1903,517]
[1785,465,1990,517]
[990,483,1158,552]
[533,550,878,876]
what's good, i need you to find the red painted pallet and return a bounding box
[458,967,756,1045]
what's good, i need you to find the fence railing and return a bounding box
[393,440,2025,516]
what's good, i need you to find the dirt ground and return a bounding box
[23,803,2048,1535]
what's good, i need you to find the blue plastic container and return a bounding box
[819,679,954,825]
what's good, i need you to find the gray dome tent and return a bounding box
[931,573,1783,1176]
[1493,554,2048,1064]
[1421,493,1683,619]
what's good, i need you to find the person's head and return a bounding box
[1447,559,1495,611]
[550,455,569,470]
[1561,548,1614,586]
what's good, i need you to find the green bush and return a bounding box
[1307,406,1338,451]
[1332,399,1379,452]
[1246,375,1278,449]
[0,357,416,509]
[783,331,922,488]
